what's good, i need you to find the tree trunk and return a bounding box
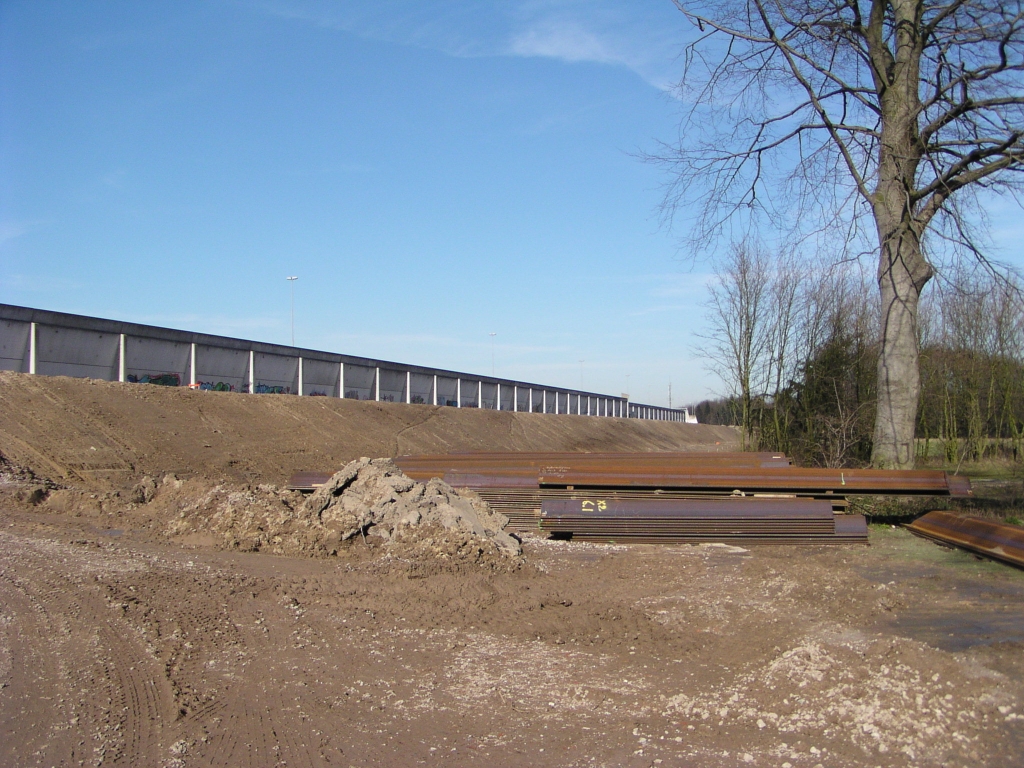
[871,215,933,468]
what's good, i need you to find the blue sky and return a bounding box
[2,2,1022,407]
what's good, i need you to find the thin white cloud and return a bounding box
[247,0,688,89]
[504,1,688,89]
[509,19,618,64]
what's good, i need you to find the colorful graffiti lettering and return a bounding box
[127,373,181,387]
[254,383,289,394]
[308,390,328,397]
[198,381,236,392]
[411,395,425,404]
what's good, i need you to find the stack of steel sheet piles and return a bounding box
[538,497,867,544]
[288,452,968,546]
[473,488,800,531]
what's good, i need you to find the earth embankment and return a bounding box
[0,372,738,490]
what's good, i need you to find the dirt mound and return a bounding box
[162,458,521,560]
[305,458,520,554]
[0,371,739,492]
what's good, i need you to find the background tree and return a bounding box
[658,0,1024,467]
[698,242,774,448]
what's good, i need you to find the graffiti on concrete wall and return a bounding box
[254,383,291,394]
[197,381,237,392]
[127,373,181,387]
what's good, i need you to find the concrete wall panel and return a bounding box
[378,369,405,403]
[435,376,458,407]
[36,325,118,380]
[343,364,375,400]
[196,345,249,392]
[461,379,479,408]
[409,373,432,404]
[302,359,338,397]
[480,382,496,410]
[253,353,297,394]
[0,320,30,372]
[498,384,514,411]
[125,336,189,386]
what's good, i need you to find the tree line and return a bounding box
[691,244,1024,468]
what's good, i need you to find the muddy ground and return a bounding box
[1,374,1023,767]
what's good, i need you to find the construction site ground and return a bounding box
[1,373,1023,768]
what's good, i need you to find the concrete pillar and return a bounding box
[477,380,482,408]
[513,384,518,412]
[542,390,547,414]
[29,322,37,374]
[339,362,344,398]
[118,334,126,383]
[406,371,411,404]
[457,378,461,407]
[554,392,559,415]
[249,351,255,394]
[189,343,196,387]
[298,357,304,396]
[496,383,501,411]
[432,374,438,405]
[375,367,380,401]
[528,388,533,413]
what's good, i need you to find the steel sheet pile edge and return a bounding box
[906,510,1024,568]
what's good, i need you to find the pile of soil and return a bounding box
[164,458,521,561]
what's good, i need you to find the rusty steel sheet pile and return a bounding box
[536,467,968,496]
[393,451,792,479]
[906,511,1024,568]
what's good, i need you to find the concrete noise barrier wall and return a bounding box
[0,304,696,422]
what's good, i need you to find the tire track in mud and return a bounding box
[0,531,176,766]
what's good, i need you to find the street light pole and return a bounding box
[287,276,298,346]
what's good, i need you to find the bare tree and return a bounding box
[699,242,774,447]
[657,0,1024,467]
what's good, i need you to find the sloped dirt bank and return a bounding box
[0,371,739,491]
